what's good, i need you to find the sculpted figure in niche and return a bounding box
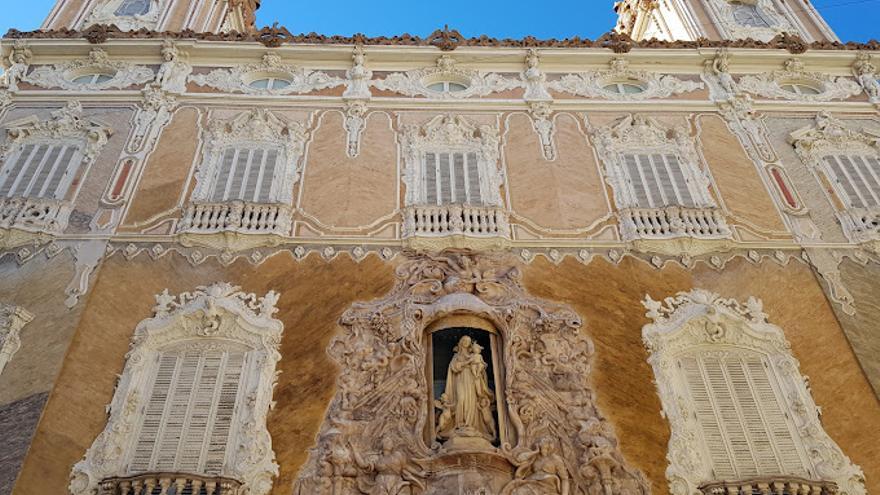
[353,437,427,495]
[503,437,570,495]
[155,41,191,94]
[436,336,496,447]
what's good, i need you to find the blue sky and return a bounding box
[0,0,875,42]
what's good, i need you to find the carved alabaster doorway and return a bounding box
[293,251,649,495]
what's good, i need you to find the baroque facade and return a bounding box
[0,1,879,495]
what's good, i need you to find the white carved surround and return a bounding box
[81,0,167,31]
[191,109,307,206]
[373,55,522,99]
[24,48,154,91]
[642,289,866,495]
[69,282,284,495]
[548,58,703,101]
[191,53,345,96]
[0,303,34,376]
[738,59,862,102]
[789,112,880,243]
[704,0,796,41]
[401,115,504,207]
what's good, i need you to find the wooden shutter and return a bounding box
[438,153,452,204]
[424,152,438,205]
[466,152,482,205]
[680,352,808,481]
[824,155,880,208]
[0,143,82,200]
[211,149,237,202]
[622,153,695,208]
[129,348,246,476]
[211,147,281,203]
[422,151,485,206]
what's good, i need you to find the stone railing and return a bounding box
[837,208,880,243]
[0,196,72,234]
[403,204,510,239]
[619,206,731,241]
[699,477,838,495]
[98,473,243,495]
[178,201,293,236]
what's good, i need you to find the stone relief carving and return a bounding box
[82,0,166,31]
[0,90,11,111]
[344,45,373,101]
[852,52,880,102]
[129,84,177,155]
[155,40,192,94]
[522,50,556,161]
[704,0,796,41]
[69,282,284,495]
[0,302,34,376]
[548,58,703,101]
[642,288,866,495]
[401,114,504,207]
[738,58,862,102]
[1,40,32,92]
[373,55,522,99]
[342,46,372,158]
[190,52,345,95]
[293,251,650,495]
[191,108,307,206]
[344,100,368,159]
[24,48,154,91]
[702,49,739,101]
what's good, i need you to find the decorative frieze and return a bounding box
[81,0,168,32]
[373,55,521,98]
[190,52,344,95]
[24,48,154,91]
[70,282,284,495]
[739,58,862,101]
[642,289,866,495]
[0,303,34,376]
[548,57,703,100]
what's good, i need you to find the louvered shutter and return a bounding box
[453,153,467,203]
[129,348,246,476]
[424,152,438,205]
[824,155,880,208]
[466,152,482,205]
[680,352,809,481]
[211,147,282,203]
[0,143,84,200]
[622,153,695,208]
[439,153,452,204]
[422,151,485,206]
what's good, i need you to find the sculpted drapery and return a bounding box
[436,335,497,443]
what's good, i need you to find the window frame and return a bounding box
[0,138,87,201]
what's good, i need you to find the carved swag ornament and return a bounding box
[294,251,649,495]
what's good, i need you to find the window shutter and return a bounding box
[622,153,695,208]
[425,152,438,205]
[745,359,804,474]
[0,144,83,200]
[466,152,482,205]
[824,154,880,208]
[129,348,246,476]
[681,356,736,479]
[624,154,650,207]
[453,153,467,203]
[439,153,452,205]
[257,149,278,203]
[211,149,237,203]
[664,155,695,207]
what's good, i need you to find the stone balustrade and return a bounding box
[98,473,243,495]
[700,477,838,495]
[619,206,731,241]
[178,201,293,236]
[837,208,880,243]
[0,196,72,234]
[403,204,510,239]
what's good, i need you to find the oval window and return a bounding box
[427,81,469,93]
[602,82,646,94]
[780,83,821,95]
[248,77,293,90]
[71,73,115,85]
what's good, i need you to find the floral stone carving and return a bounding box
[293,250,650,495]
[373,55,522,99]
[190,52,345,95]
[548,58,703,101]
[24,48,154,91]
[738,58,862,102]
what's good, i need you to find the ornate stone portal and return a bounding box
[293,251,649,495]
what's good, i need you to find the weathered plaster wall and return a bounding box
[12,253,880,495]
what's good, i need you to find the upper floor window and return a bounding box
[732,2,771,28]
[642,289,866,495]
[70,72,116,85]
[0,142,84,200]
[426,80,470,94]
[248,77,293,91]
[422,151,483,206]
[114,0,151,16]
[208,146,281,203]
[822,154,880,209]
[622,153,696,208]
[602,80,646,95]
[70,283,284,495]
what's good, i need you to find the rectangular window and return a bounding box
[623,153,695,208]
[823,154,880,209]
[210,147,280,203]
[129,348,246,475]
[423,151,483,206]
[680,353,807,480]
[0,143,83,200]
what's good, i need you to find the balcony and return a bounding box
[699,477,838,495]
[619,206,731,241]
[178,201,293,237]
[97,473,242,495]
[837,208,880,244]
[403,204,510,249]
[0,196,72,234]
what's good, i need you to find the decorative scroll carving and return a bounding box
[191,108,307,205]
[642,289,866,495]
[82,0,167,31]
[1,40,32,92]
[70,282,284,495]
[293,251,649,495]
[523,50,556,160]
[128,85,177,154]
[739,58,862,101]
[548,58,703,100]
[373,55,522,99]
[852,52,880,102]
[401,115,504,207]
[24,48,154,91]
[2,101,112,162]
[704,0,796,41]
[0,303,34,376]
[190,52,344,95]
